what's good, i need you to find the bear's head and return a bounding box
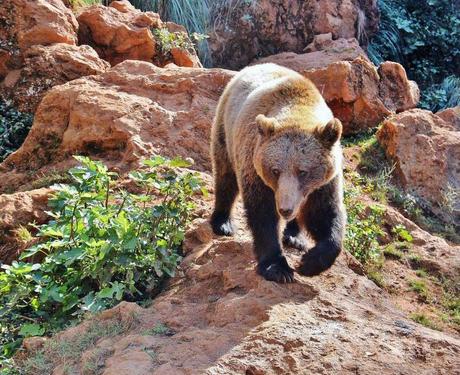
[253,114,342,221]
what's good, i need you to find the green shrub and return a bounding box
[344,183,385,266]
[368,0,460,111]
[131,0,212,66]
[152,27,207,63]
[0,100,33,162]
[410,312,439,330]
[409,279,430,302]
[0,155,203,361]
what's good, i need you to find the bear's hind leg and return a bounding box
[298,175,345,276]
[242,176,294,283]
[282,219,308,251]
[210,128,238,236]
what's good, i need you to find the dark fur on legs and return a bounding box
[242,176,294,283]
[298,175,345,276]
[210,168,238,236]
[210,118,238,236]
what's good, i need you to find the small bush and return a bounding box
[152,28,206,56]
[383,244,404,260]
[409,279,429,302]
[132,0,212,66]
[344,184,385,266]
[0,100,33,162]
[0,155,204,361]
[410,312,439,330]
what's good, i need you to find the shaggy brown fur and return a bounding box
[210,63,346,283]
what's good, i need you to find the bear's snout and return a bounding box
[279,208,293,218]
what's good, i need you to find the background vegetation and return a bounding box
[0,101,33,162]
[368,0,460,111]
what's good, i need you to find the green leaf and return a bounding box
[19,323,45,337]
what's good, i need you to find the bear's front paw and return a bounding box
[210,212,234,236]
[298,241,341,276]
[257,256,294,283]
[282,233,308,251]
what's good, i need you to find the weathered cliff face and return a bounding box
[0,0,106,112]
[377,108,460,227]
[0,61,234,193]
[0,0,202,113]
[208,0,379,69]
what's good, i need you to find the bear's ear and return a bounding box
[256,114,277,137]
[315,118,342,148]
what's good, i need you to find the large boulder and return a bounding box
[77,0,201,68]
[1,43,110,112]
[377,108,460,226]
[0,60,234,193]
[0,0,78,79]
[0,0,110,113]
[254,38,419,134]
[208,0,379,69]
[6,0,78,51]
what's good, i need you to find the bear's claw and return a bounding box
[257,256,295,283]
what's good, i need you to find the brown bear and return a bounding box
[210,63,346,283]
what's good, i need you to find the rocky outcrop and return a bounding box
[437,106,460,130]
[0,188,51,263]
[0,0,78,78]
[77,0,201,68]
[0,60,234,193]
[1,0,202,113]
[254,38,419,134]
[6,0,78,52]
[208,0,379,69]
[1,43,109,112]
[0,0,110,112]
[377,108,460,226]
[18,206,460,374]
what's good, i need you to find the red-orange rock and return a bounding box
[12,0,78,51]
[77,1,201,68]
[0,60,234,193]
[0,188,51,263]
[0,0,109,113]
[170,47,201,68]
[437,106,460,130]
[0,0,78,80]
[254,39,419,133]
[1,43,110,113]
[209,0,379,69]
[377,109,460,226]
[378,61,420,112]
[77,3,157,66]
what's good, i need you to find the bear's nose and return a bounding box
[279,208,293,218]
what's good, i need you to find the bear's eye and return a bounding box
[298,170,309,179]
[271,168,280,177]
